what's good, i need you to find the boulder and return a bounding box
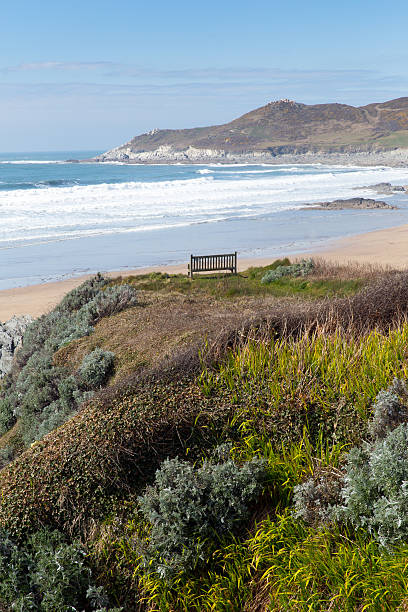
[0,315,33,377]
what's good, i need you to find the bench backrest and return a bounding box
[189,252,237,277]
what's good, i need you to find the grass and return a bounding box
[376,130,408,148]
[88,436,345,611]
[85,315,408,609]
[115,259,369,300]
[92,436,408,611]
[52,292,272,384]
[199,323,408,448]
[2,262,408,610]
[140,515,408,611]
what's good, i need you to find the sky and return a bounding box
[1,0,408,152]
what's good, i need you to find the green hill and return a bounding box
[93,97,408,162]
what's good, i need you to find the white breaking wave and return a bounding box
[0,160,66,165]
[1,165,408,247]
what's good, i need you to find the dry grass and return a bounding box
[53,291,303,383]
[309,257,395,281]
[53,269,408,393]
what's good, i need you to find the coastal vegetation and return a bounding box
[2,260,408,609]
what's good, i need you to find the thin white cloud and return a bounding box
[0,61,380,82]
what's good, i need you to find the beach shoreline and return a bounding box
[0,256,277,321]
[2,223,408,322]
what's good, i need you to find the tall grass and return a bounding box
[134,438,408,611]
[201,322,408,424]
[90,437,347,610]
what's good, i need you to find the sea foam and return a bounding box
[0,164,407,248]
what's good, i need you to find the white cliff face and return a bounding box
[93,145,408,167]
[0,315,32,377]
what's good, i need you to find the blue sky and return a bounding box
[1,0,408,151]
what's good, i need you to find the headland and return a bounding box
[86,97,408,167]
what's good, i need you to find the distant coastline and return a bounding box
[84,147,408,168]
[85,97,408,167]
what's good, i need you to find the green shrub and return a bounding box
[138,456,265,580]
[368,378,408,440]
[293,465,344,526]
[0,276,137,451]
[261,258,314,284]
[79,348,115,389]
[0,527,113,611]
[337,423,408,547]
[0,395,16,436]
[0,377,224,539]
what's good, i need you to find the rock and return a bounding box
[0,315,33,377]
[359,183,408,194]
[304,197,396,210]
[366,182,394,194]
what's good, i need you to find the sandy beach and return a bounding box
[0,256,276,321]
[307,223,408,267]
[2,225,408,322]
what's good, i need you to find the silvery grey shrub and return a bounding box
[138,456,265,581]
[261,259,314,284]
[79,348,115,388]
[368,378,408,440]
[294,378,408,532]
[293,467,344,526]
[0,528,118,611]
[0,276,138,450]
[336,423,408,547]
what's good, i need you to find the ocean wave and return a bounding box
[0,160,65,164]
[0,165,407,245]
[0,214,268,248]
[0,179,81,191]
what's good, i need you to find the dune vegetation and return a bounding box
[1,260,408,610]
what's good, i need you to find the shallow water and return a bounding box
[1,151,408,290]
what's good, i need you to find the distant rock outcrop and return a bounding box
[304,198,396,210]
[0,316,32,377]
[361,183,408,195]
[88,97,408,166]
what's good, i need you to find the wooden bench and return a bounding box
[189,252,237,279]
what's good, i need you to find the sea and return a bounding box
[1,150,408,291]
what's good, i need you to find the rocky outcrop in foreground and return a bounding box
[305,198,396,210]
[0,316,32,377]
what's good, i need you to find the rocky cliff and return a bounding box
[0,316,32,377]
[90,98,408,165]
